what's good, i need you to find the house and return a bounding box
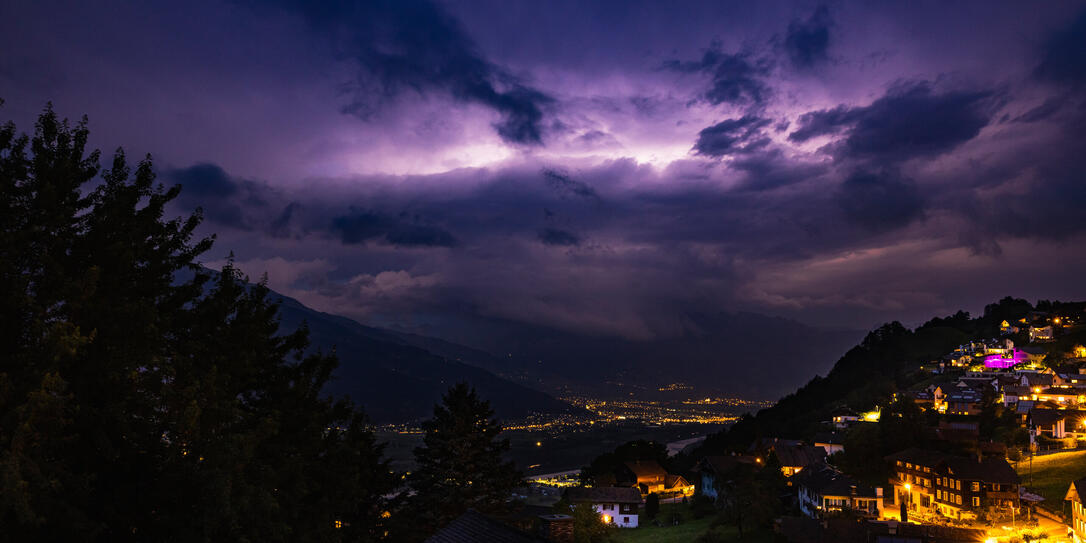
[564,487,641,528]
[1030,325,1055,342]
[812,432,845,455]
[1020,345,1048,364]
[942,389,984,416]
[934,420,979,445]
[1067,478,1086,543]
[694,455,758,499]
[619,460,693,496]
[1028,408,1086,444]
[1001,320,1020,335]
[773,443,827,477]
[794,465,883,519]
[831,408,861,429]
[886,448,1020,522]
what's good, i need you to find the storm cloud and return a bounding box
[4,0,1086,339]
[784,6,833,69]
[790,82,995,163]
[262,0,552,145]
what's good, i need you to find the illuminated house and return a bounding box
[886,448,1020,522]
[563,487,641,528]
[794,465,883,519]
[1028,408,1086,443]
[773,443,828,477]
[617,460,694,497]
[1030,325,1055,342]
[981,349,1029,369]
[1067,478,1086,543]
[1000,320,1019,335]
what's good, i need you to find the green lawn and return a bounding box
[1016,449,1086,506]
[611,504,775,543]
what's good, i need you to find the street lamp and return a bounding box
[901,483,911,523]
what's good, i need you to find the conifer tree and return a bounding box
[0,103,396,541]
[406,383,522,538]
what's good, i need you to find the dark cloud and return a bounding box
[538,227,580,246]
[166,163,257,229]
[790,82,994,163]
[1012,96,1066,123]
[836,170,925,232]
[788,105,856,142]
[692,115,771,157]
[785,6,833,69]
[1034,10,1086,87]
[729,149,828,191]
[331,210,457,248]
[665,48,771,108]
[265,0,551,145]
[168,163,238,197]
[542,169,599,199]
[270,202,301,239]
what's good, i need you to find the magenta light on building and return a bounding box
[983,350,1028,369]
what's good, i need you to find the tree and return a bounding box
[714,455,785,538]
[407,383,522,539]
[568,502,611,543]
[644,492,660,520]
[0,104,396,541]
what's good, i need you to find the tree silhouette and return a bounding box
[0,104,395,541]
[406,383,522,539]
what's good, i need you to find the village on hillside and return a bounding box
[430,306,1086,542]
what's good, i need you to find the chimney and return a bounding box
[539,514,573,543]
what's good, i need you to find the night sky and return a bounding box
[3,1,1086,341]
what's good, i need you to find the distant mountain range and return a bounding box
[268,286,864,422]
[379,312,865,400]
[273,294,575,423]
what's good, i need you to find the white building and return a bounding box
[794,465,883,519]
[564,486,642,528]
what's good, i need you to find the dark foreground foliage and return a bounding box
[0,104,397,541]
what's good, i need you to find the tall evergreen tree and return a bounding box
[0,104,396,541]
[406,383,522,539]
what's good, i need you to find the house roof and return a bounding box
[665,473,690,489]
[1029,408,1074,426]
[1021,373,1055,387]
[943,457,1020,485]
[426,510,544,543]
[1067,478,1086,503]
[794,465,879,498]
[887,448,1019,484]
[885,447,950,467]
[773,444,827,468]
[624,460,667,480]
[564,486,643,504]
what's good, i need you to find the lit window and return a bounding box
[334,520,343,529]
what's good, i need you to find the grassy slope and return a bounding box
[1016,449,1086,507]
[611,504,774,543]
